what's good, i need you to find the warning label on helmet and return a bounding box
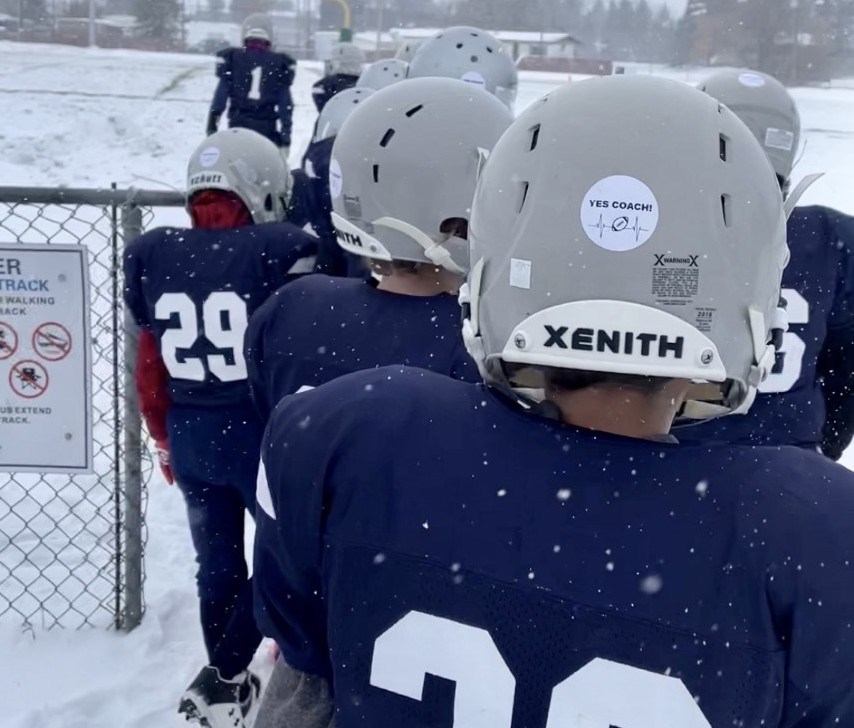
[580,175,659,252]
[765,127,795,152]
[652,252,700,304]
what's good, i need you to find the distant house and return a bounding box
[389,27,581,62]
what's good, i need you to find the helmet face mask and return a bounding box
[329,77,513,273]
[357,59,409,91]
[407,27,518,110]
[697,69,801,192]
[241,13,274,44]
[314,87,375,143]
[461,76,789,418]
[187,128,290,225]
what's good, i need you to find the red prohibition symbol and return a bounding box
[32,321,72,362]
[0,321,18,360]
[10,359,49,399]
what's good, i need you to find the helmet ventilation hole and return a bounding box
[719,134,729,161]
[720,194,732,227]
[372,164,380,183]
[456,43,464,49]
[405,104,423,117]
[264,194,273,212]
[380,128,396,147]
[529,124,541,151]
[517,181,530,213]
[471,55,478,62]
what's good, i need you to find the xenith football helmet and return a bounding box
[241,13,274,44]
[357,58,409,90]
[697,69,801,195]
[330,77,513,272]
[187,128,290,224]
[461,75,789,417]
[325,42,366,77]
[407,27,518,110]
[314,87,375,143]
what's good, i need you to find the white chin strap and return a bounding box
[373,217,467,275]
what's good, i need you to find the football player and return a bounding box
[679,69,854,459]
[311,42,365,113]
[123,129,316,728]
[407,26,518,110]
[254,76,854,726]
[207,14,296,155]
[289,87,375,276]
[248,77,512,728]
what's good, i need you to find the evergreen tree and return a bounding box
[134,0,182,44]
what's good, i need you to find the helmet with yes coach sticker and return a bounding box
[697,69,800,193]
[461,75,789,418]
[329,77,512,273]
[187,128,290,224]
[407,27,518,110]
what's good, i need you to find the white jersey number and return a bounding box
[371,611,711,727]
[155,291,248,382]
[759,288,809,394]
[248,65,263,100]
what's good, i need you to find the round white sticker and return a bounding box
[579,175,659,252]
[329,158,343,199]
[738,72,766,88]
[199,146,220,168]
[461,71,486,88]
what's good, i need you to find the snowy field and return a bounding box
[1,42,853,728]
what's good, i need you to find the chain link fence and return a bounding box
[0,186,185,631]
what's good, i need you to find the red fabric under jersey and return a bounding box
[188,190,253,230]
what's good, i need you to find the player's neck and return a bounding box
[376,268,462,297]
[546,381,688,440]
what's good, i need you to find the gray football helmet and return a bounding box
[395,39,422,63]
[461,75,789,417]
[407,27,518,110]
[329,77,513,272]
[697,69,800,192]
[325,42,366,77]
[186,128,290,224]
[313,87,375,143]
[241,13,274,43]
[357,58,409,90]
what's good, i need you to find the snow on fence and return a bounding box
[0,186,184,630]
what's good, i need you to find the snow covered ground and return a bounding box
[0,41,853,728]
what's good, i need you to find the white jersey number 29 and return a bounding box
[370,611,711,727]
[155,291,248,382]
[759,288,809,394]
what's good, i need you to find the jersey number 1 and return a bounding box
[248,65,263,100]
[155,291,248,382]
[371,611,711,727]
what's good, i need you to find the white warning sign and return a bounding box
[580,175,659,252]
[0,244,92,473]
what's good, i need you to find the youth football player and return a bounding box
[254,76,854,726]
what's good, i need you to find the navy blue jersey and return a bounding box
[124,223,316,408]
[679,205,854,448]
[211,47,296,145]
[255,367,854,727]
[245,275,478,420]
[311,73,358,113]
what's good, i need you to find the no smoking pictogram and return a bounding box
[10,359,49,399]
[32,321,72,362]
[0,321,18,360]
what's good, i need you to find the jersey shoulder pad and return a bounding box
[215,47,234,75]
[126,226,182,256]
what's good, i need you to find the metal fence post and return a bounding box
[119,200,144,631]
